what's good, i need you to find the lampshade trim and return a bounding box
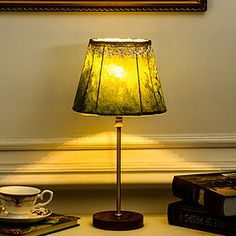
[90,38,151,46]
[88,39,153,58]
[75,110,166,116]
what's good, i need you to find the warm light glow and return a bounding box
[108,64,126,79]
[64,132,152,147]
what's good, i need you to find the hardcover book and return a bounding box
[168,201,236,236]
[172,171,236,216]
[0,213,80,236]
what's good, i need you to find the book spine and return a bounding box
[168,202,236,236]
[172,176,225,216]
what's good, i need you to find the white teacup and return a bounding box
[0,186,53,215]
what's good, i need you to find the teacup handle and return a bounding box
[35,190,53,208]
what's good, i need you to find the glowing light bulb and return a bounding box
[113,66,125,78]
[108,64,125,79]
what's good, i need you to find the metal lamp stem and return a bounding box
[115,116,123,216]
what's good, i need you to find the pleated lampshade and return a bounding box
[73,38,166,116]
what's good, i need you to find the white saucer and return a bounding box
[0,206,52,224]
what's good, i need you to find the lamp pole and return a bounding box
[114,116,123,217]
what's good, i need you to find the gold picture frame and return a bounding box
[0,0,207,12]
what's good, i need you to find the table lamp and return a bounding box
[73,38,167,230]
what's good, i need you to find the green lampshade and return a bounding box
[73,38,167,116]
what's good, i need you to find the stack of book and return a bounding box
[168,171,236,235]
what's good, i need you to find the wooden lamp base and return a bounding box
[93,210,144,231]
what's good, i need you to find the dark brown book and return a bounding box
[0,213,80,236]
[168,201,236,236]
[172,171,236,216]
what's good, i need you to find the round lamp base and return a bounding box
[93,210,144,231]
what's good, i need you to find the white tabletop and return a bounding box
[51,214,217,236]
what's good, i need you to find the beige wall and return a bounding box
[0,0,236,139]
[0,1,235,213]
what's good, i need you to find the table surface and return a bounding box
[51,214,218,236]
